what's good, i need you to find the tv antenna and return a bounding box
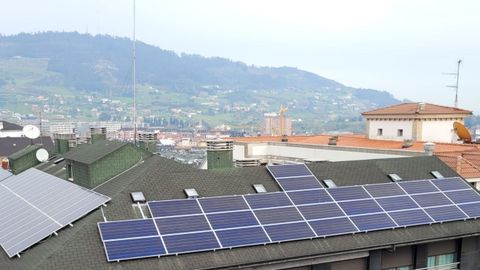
[442,59,462,108]
[132,0,137,145]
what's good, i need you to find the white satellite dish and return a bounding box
[23,125,40,139]
[36,148,49,162]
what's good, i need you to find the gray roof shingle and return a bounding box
[63,141,127,164]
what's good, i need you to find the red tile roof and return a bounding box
[361,103,472,116]
[437,155,480,179]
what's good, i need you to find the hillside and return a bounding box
[0,32,400,133]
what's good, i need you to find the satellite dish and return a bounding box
[23,125,40,139]
[36,148,49,162]
[453,121,472,143]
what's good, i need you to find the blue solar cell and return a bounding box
[388,209,433,226]
[338,199,383,215]
[458,202,480,218]
[444,190,480,204]
[424,205,467,222]
[298,203,344,220]
[364,183,405,197]
[277,176,323,191]
[350,213,396,231]
[411,193,452,208]
[327,186,370,201]
[244,192,292,209]
[398,181,438,194]
[155,215,210,235]
[287,189,332,205]
[163,231,220,254]
[254,207,304,225]
[431,177,470,191]
[376,196,419,211]
[309,217,358,236]
[104,237,166,261]
[198,196,249,213]
[267,164,311,178]
[264,222,315,242]
[99,219,158,241]
[207,211,258,230]
[148,200,201,218]
[216,226,269,247]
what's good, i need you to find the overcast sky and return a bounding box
[1,0,479,113]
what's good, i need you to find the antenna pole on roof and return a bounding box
[443,59,462,108]
[133,0,137,145]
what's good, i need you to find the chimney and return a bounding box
[402,139,413,148]
[418,102,426,111]
[328,136,338,146]
[207,140,233,170]
[424,142,435,156]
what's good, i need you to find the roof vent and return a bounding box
[424,142,435,156]
[402,140,413,148]
[328,136,338,146]
[253,184,267,193]
[431,171,444,179]
[388,174,402,182]
[184,188,199,198]
[322,179,337,188]
[130,192,146,203]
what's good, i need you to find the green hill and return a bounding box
[0,32,400,133]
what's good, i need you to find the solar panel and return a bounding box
[0,169,11,181]
[244,192,292,209]
[376,196,419,211]
[327,186,370,201]
[309,217,358,236]
[0,168,110,258]
[424,205,467,222]
[298,203,345,220]
[364,183,405,198]
[163,231,220,254]
[388,209,433,227]
[277,176,323,191]
[155,215,210,235]
[216,227,269,247]
[104,237,166,262]
[350,213,396,231]
[444,190,480,204]
[398,180,438,194]
[148,199,202,218]
[207,211,258,230]
[267,164,312,178]
[198,196,249,213]
[411,193,452,208]
[264,222,315,242]
[99,219,158,241]
[431,177,470,191]
[287,189,332,205]
[98,176,480,262]
[458,202,480,218]
[338,199,383,215]
[254,207,304,225]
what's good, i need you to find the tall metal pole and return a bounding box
[133,0,137,144]
[454,60,461,108]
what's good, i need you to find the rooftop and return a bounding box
[0,121,23,131]
[2,155,479,270]
[361,102,472,116]
[0,137,54,157]
[63,140,128,164]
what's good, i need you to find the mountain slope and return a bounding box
[0,32,400,133]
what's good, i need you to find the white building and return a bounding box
[0,121,24,138]
[361,102,472,143]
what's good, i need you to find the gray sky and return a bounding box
[1,0,479,113]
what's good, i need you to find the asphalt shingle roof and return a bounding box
[63,141,128,164]
[0,121,23,131]
[0,155,478,270]
[0,137,54,157]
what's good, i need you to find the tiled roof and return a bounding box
[437,155,480,179]
[2,155,478,270]
[361,102,472,116]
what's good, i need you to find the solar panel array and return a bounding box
[0,168,110,257]
[267,164,324,191]
[0,169,12,181]
[98,173,480,262]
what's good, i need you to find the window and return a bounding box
[253,184,267,193]
[322,179,337,188]
[184,188,199,198]
[388,174,402,182]
[427,253,455,267]
[377,128,383,136]
[397,129,404,137]
[431,171,444,179]
[384,266,412,270]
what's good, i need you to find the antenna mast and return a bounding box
[133,0,137,144]
[443,60,462,108]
